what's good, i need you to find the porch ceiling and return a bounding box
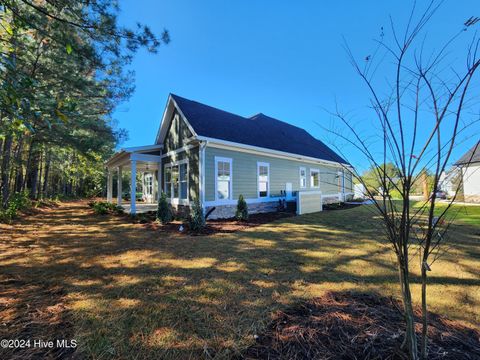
[106,145,162,170]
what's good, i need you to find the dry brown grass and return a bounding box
[0,201,478,359]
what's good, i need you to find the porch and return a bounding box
[105,145,162,214]
[121,202,158,214]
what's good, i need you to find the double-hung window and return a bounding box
[164,161,189,202]
[179,163,188,200]
[258,162,270,198]
[310,168,320,188]
[299,167,307,188]
[172,165,179,198]
[165,167,172,198]
[215,157,232,200]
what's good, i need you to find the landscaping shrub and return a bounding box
[92,201,123,215]
[0,191,31,223]
[156,192,172,224]
[235,194,248,221]
[188,198,205,233]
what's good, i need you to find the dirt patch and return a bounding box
[243,291,480,360]
[0,276,76,360]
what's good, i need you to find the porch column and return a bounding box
[157,165,162,199]
[130,160,137,214]
[107,169,113,202]
[117,166,122,205]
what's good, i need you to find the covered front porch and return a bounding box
[105,145,162,214]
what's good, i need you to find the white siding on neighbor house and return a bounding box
[204,146,350,202]
[463,165,480,196]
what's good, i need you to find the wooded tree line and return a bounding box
[0,0,168,208]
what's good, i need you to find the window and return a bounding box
[310,168,320,188]
[144,174,153,196]
[164,161,189,202]
[180,163,188,199]
[299,167,307,188]
[172,165,179,198]
[165,167,172,198]
[215,157,232,200]
[258,162,269,197]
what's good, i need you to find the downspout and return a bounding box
[199,141,207,212]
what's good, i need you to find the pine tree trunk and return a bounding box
[22,139,33,191]
[14,137,24,192]
[37,149,43,199]
[27,144,40,199]
[42,150,51,197]
[1,133,13,208]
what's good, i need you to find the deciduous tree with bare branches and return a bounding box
[328,2,480,358]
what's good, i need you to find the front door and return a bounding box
[143,173,154,203]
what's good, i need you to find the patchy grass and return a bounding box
[0,201,478,359]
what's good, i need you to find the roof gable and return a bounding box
[455,141,480,166]
[170,94,348,164]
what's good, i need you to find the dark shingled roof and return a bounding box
[171,94,348,164]
[455,141,480,166]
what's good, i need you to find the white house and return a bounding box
[454,141,480,203]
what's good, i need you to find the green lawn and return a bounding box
[0,202,478,359]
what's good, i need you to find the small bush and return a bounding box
[92,201,123,215]
[188,198,205,233]
[156,192,172,224]
[235,194,248,221]
[0,191,31,223]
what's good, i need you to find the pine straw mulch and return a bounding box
[0,276,76,360]
[139,211,295,235]
[243,291,480,360]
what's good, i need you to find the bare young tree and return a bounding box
[327,2,479,359]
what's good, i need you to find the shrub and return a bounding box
[389,189,402,200]
[156,192,172,224]
[188,198,205,233]
[92,201,123,215]
[235,194,248,221]
[0,191,31,223]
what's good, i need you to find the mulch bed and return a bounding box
[0,277,76,360]
[139,211,295,235]
[243,291,480,360]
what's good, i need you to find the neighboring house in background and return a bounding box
[106,94,353,218]
[454,141,480,203]
[439,168,460,198]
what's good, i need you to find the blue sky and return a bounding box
[115,1,479,172]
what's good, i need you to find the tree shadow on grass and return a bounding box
[0,202,478,359]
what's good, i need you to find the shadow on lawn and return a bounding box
[0,201,479,359]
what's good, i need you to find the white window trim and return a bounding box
[214,156,233,202]
[164,159,189,205]
[257,162,270,198]
[299,166,307,189]
[310,168,320,189]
